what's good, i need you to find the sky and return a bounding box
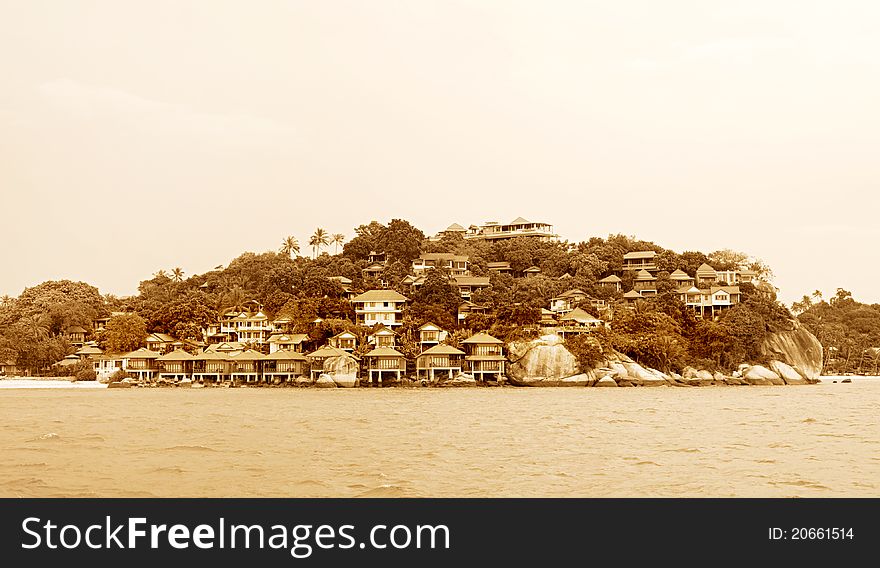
[1,0,878,307]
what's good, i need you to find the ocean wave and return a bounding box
[163,445,218,452]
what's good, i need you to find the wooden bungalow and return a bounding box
[415,344,466,383]
[417,322,446,352]
[192,351,230,383]
[157,349,195,381]
[122,348,160,382]
[363,346,406,386]
[263,350,308,383]
[230,350,265,383]
[368,326,397,348]
[267,333,308,354]
[461,332,506,382]
[328,330,358,352]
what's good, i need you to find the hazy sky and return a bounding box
[1,1,878,306]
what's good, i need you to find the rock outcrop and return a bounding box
[315,374,337,388]
[507,334,581,386]
[768,360,809,385]
[742,365,784,386]
[761,320,822,382]
[322,354,359,388]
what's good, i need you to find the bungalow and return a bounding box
[145,332,176,355]
[523,266,541,278]
[412,253,470,276]
[351,290,408,328]
[229,350,265,383]
[679,285,742,318]
[487,261,513,275]
[457,301,488,322]
[464,217,558,242]
[328,330,357,352]
[417,322,447,351]
[306,345,355,380]
[363,346,406,385]
[716,269,757,286]
[453,276,490,301]
[205,342,246,357]
[669,269,695,287]
[540,308,558,326]
[93,355,124,381]
[157,349,194,381]
[633,269,657,297]
[122,348,160,382]
[0,360,19,376]
[272,317,295,333]
[263,350,308,383]
[75,345,104,361]
[436,222,468,240]
[549,289,588,315]
[623,290,643,302]
[361,263,386,287]
[267,333,308,354]
[66,326,88,348]
[367,326,397,348]
[219,308,274,346]
[622,251,657,273]
[557,308,603,338]
[328,276,358,300]
[461,332,505,382]
[415,344,466,382]
[695,263,718,287]
[597,274,622,291]
[192,350,230,383]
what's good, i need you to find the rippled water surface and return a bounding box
[1,380,878,497]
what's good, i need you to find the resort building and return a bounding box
[464,217,558,242]
[367,326,397,348]
[157,349,194,381]
[412,253,470,276]
[362,251,388,287]
[623,290,643,302]
[363,346,406,385]
[540,308,558,326]
[417,323,447,352]
[217,306,274,347]
[523,266,542,278]
[453,276,490,301]
[556,308,603,338]
[351,290,408,328]
[75,345,104,361]
[436,223,468,240]
[145,332,177,355]
[415,344,465,382]
[263,350,309,383]
[679,285,742,318]
[122,348,160,382]
[458,301,488,322]
[192,350,230,383]
[92,355,123,381]
[633,269,658,297]
[695,263,718,287]
[328,276,358,300]
[65,326,88,348]
[622,251,658,273]
[461,332,505,382]
[487,261,513,275]
[328,330,357,352]
[597,274,622,292]
[1,360,20,376]
[267,333,308,354]
[549,289,589,315]
[669,269,695,287]
[229,350,265,384]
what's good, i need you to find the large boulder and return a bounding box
[620,362,668,386]
[595,376,618,387]
[769,360,809,385]
[761,321,823,382]
[507,334,581,386]
[742,365,784,386]
[440,373,477,387]
[315,374,337,388]
[323,354,359,388]
[559,373,596,387]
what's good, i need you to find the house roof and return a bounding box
[677,285,701,294]
[444,223,467,232]
[635,269,656,281]
[461,332,503,344]
[206,342,246,353]
[331,330,357,340]
[306,345,352,359]
[75,345,104,355]
[696,263,717,277]
[231,349,266,361]
[557,288,587,298]
[351,289,409,302]
[523,266,541,272]
[147,332,176,343]
[487,261,511,268]
[364,347,405,358]
[418,322,442,332]
[509,216,531,225]
[328,276,352,285]
[558,272,572,279]
[268,333,308,344]
[623,251,656,260]
[560,307,601,323]
[264,350,308,361]
[623,290,643,299]
[123,348,161,359]
[669,269,692,280]
[417,253,469,262]
[193,350,229,361]
[709,286,741,295]
[66,326,88,334]
[454,276,490,286]
[362,263,385,273]
[370,326,396,336]
[157,349,195,362]
[418,344,465,356]
[598,274,622,283]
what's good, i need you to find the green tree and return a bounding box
[332,233,345,254]
[309,228,330,258]
[102,314,147,353]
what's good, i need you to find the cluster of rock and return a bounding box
[506,323,822,388]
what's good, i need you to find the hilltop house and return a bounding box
[405,273,490,301]
[622,251,658,273]
[367,326,397,348]
[351,290,408,327]
[669,269,695,287]
[216,306,274,347]
[457,301,487,322]
[549,289,588,315]
[557,308,603,337]
[328,276,358,300]
[597,274,622,291]
[328,330,357,352]
[695,263,718,287]
[679,285,742,318]
[415,344,465,382]
[633,269,657,297]
[464,217,558,242]
[487,261,513,275]
[412,253,470,276]
[145,332,176,355]
[523,266,541,278]
[417,322,447,351]
[65,326,88,348]
[461,332,505,382]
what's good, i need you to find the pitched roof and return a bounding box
[558,272,573,279]
[696,263,717,276]
[157,349,195,362]
[487,261,511,268]
[418,322,442,331]
[351,289,409,302]
[509,216,531,225]
[560,307,601,323]
[268,333,308,344]
[331,330,357,339]
[623,290,642,299]
[264,350,308,361]
[461,332,503,344]
[306,345,352,359]
[523,266,541,272]
[709,286,741,294]
[558,288,587,298]
[623,251,656,260]
[66,326,88,334]
[231,349,266,361]
[328,276,352,285]
[418,344,465,356]
[444,223,467,232]
[370,326,396,336]
[635,269,656,281]
[598,274,622,283]
[417,252,469,261]
[669,269,693,280]
[193,350,229,361]
[123,348,161,359]
[454,276,490,286]
[75,345,104,355]
[364,347,405,358]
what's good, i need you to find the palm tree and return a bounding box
[812,290,823,304]
[332,233,345,254]
[154,269,168,280]
[280,236,300,259]
[0,295,12,309]
[309,228,330,258]
[171,268,184,283]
